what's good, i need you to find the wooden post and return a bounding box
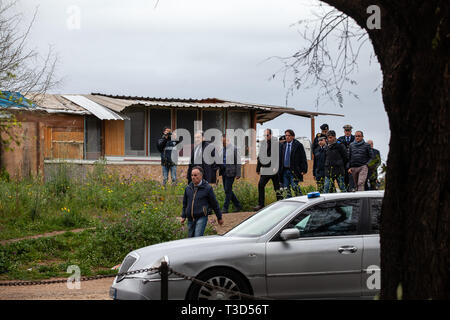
[160,261,169,300]
[310,115,315,144]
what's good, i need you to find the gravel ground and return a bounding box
[0,211,256,300]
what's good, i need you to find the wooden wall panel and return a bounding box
[51,130,84,159]
[44,127,53,158]
[53,131,84,142]
[104,120,124,156]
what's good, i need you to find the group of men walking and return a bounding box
[312,124,381,194]
[157,124,381,237]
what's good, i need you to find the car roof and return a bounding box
[281,190,384,204]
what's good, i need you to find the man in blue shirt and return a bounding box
[278,129,308,198]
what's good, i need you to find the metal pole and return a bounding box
[160,261,169,300]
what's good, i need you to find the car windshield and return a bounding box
[224,201,304,237]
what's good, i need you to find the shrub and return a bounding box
[79,207,186,267]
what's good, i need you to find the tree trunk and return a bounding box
[320,0,450,299]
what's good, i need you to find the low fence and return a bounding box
[0,260,272,300]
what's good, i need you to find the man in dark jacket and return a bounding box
[254,129,282,211]
[181,167,223,237]
[157,127,181,185]
[313,136,327,192]
[366,140,381,190]
[346,131,374,191]
[324,130,348,193]
[187,132,217,184]
[218,135,242,213]
[279,129,308,198]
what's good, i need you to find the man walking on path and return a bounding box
[313,136,327,193]
[338,124,356,191]
[218,135,242,213]
[366,139,381,190]
[323,130,348,193]
[181,167,223,237]
[348,131,374,191]
[187,132,217,184]
[279,129,308,198]
[254,129,282,211]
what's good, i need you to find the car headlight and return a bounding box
[117,252,139,282]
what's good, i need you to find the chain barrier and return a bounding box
[0,267,159,287]
[0,265,272,300]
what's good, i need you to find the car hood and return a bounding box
[129,235,259,273]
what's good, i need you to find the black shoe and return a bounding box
[253,205,264,211]
[222,209,229,214]
[233,206,243,213]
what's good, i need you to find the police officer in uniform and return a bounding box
[338,125,356,191]
[312,123,329,153]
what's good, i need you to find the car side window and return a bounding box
[288,200,361,238]
[369,198,382,234]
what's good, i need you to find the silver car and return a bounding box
[110,191,382,300]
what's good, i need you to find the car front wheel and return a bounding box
[186,268,251,300]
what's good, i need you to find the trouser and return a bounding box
[162,165,177,185]
[258,174,282,206]
[282,169,303,198]
[351,165,369,191]
[315,176,325,193]
[366,169,378,190]
[187,216,208,237]
[345,169,355,191]
[324,175,347,193]
[223,176,241,211]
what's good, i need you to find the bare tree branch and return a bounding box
[270,4,370,108]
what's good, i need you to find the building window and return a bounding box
[85,116,102,160]
[227,110,251,157]
[202,110,224,134]
[149,109,172,157]
[176,109,197,146]
[124,107,146,156]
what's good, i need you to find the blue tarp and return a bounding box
[0,91,35,109]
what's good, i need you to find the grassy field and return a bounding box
[0,163,316,280]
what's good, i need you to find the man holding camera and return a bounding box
[157,126,180,186]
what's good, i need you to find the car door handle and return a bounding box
[338,246,358,254]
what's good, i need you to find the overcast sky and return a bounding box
[16,0,390,160]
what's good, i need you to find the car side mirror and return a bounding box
[280,228,300,241]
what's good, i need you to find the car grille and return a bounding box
[117,255,137,282]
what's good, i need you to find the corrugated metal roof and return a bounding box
[62,95,127,120]
[13,93,344,123]
[89,93,276,112]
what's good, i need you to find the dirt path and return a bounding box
[0,211,256,300]
[0,228,96,246]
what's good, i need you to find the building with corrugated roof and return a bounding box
[0,92,343,183]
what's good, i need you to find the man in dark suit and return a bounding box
[218,135,242,213]
[279,129,308,198]
[254,129,282,211]
[313,136,327,193]
[187,132,217,184]
[338,124,356,191]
